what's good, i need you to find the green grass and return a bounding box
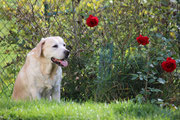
[0,98,179,120]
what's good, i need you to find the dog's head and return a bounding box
[36,36,69,67]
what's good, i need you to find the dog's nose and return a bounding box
[64,50,70,59]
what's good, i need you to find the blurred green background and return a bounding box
[0,0,179,106]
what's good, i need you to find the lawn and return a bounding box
[0,98,179,120]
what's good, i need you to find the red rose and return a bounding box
[161,57,176,72]
[136,34,149,45]
[86,15,99,27]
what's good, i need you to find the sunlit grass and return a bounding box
[0,98,179,120]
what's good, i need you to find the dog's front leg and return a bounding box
[30,88,41,100]
[51,81,60,102]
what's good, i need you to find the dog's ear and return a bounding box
[35,38,46,57]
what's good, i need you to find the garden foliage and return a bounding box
[0,0,179,105]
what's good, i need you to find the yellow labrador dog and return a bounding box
[12,36,69,101]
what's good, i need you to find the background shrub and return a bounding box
[0,0,179,105]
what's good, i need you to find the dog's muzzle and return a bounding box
[51,50,70,67]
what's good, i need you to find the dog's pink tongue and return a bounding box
[59,60,68,67]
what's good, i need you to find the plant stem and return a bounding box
[72,0,78,49]
[145,44,150,100]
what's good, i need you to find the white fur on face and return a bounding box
[42,36,67,60]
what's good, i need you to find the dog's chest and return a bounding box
[35,68,62,91]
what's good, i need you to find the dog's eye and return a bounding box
[53,45,58,48]
[63,44,66,47]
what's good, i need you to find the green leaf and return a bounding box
[151,99,157,104]
[157,98,164,102]
[150,64,154,68]
[153,62,158,65]
[148,87,162,93]
[143,75,148,81]
[157,78,165,84]
[156,33,162,38]
[137,72,142,74]
[131,74,138,80]
[139,75,143,80]
[156,57,164,61]
[149,79,155,83]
